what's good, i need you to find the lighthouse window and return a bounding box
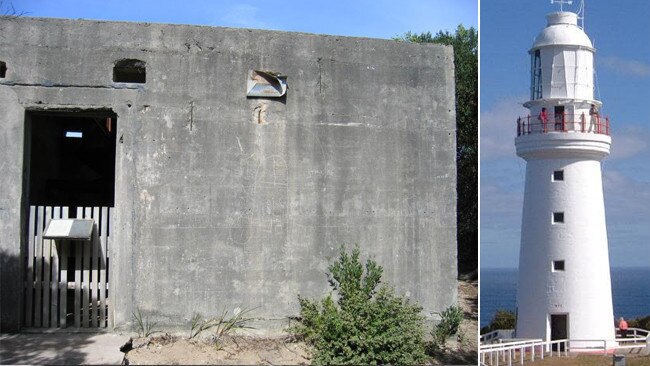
[553,170,564,181]
[553,260,565,271]
[531,50,542,100]
[553,212,565,223]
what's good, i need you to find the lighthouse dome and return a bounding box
[532,12,593,49]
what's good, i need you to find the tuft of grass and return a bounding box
[132,308,160,337]
[432,305,464,351]
[189,313,213,339]
[188,307,256,346]
[210,307,256,348]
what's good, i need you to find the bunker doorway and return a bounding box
[22,110,117,329]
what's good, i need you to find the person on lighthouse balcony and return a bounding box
[590,103,600,132]
[538,107,548,132]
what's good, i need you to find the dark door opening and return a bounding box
[554,106,565,131]
[22,110,117,329]
[26,110,117,208]
[551,314,568,351]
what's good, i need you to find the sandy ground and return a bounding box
[124,335,310,365]
[431,278,479,365]
[519,354,650,366]
[124,280,478,365]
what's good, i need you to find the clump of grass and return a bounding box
[431,305,464,351]
[211,307,256,344]
[189,313,213,339]
[132,308,160,337]
[188,307,256,346]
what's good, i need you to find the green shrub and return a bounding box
[432,305,464,350]
[481,309,516,334]
[289,246,426,365]
[628,315,650,330]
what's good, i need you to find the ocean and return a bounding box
[480,267,650,328]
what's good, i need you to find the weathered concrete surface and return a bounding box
[0,85,25,332]
[0,333,129,364]
[0,17,457,332]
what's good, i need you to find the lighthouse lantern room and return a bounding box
[514,2,616,348]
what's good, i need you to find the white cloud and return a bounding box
[599,56,650,78]
[609,125,650,160]
[604,170,650,217]
[480,96,529,161]
[218,4,269,29]
[602,170,650,267]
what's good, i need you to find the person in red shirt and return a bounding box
[539,107,548,132]
[618,317,629,338]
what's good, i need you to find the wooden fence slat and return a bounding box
[59,244,68,328]
[104,207,114,327]
[74,207,83,327]
[25,206,36,327]
[99,207,108,327]
[34,206,44,327]
[82,207,91,327]
[91,207,100,327]
[60,207,69,328]
[42,206,52,328]
[50,207,61,328]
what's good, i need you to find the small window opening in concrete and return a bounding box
[553,170,564,181]
[113,59,146,83]
[25,110,117,207]
[0,61,6,78]
[553,212,565,224]
[553,260,565,271]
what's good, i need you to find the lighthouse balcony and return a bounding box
[517,113,610,137]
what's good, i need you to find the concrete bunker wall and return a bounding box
[0,17,457,332]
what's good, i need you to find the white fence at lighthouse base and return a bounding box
[479,328,649,366]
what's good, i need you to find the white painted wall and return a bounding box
[515,137,616,344]
[515,11,617,348]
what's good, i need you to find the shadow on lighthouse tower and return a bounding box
[514,8,617,350]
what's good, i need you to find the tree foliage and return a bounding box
[398,25,478,274]
[480,309,516,334]
[290,246,426,365]
[628,315,650,331]
[0,1,24,18]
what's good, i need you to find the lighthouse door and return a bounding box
[551,314,568,351]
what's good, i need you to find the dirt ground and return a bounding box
[519,354,650,366]
[124,280,478,365]
[432,278,479,365]
[124,335,310,365]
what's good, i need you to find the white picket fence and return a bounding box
[479,328,649,365]
[23,206,112,329]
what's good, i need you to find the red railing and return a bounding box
[517,113,610,137]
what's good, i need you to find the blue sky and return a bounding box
[481,1,650,268]
[9,0,477,40]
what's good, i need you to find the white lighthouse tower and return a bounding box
[514,3,617,348]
